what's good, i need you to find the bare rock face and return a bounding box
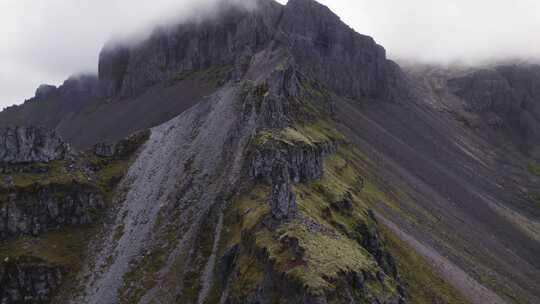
[250,141,337,184]
[97,0,405,101]
[98,0,283,98]
[279,0,405,101]
[448,64,540,154]
[448,69,517,113]
[34,85,57,101]
[0,127,71,164]
[93,130,150,158]
[0,184,104,239]
[268,162,297,221]
[0,257,63,303]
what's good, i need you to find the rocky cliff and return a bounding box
[446,64,540,156]
[0,183,104,239]
[0,257,63,303]
[0,126,70,164]
[97,0,405,102]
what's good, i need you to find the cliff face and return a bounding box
[0,0,405,151]
[0,127,70,164]
[279,0,404,100]
[66,42,412,303]
[98,0,283,98]
[0,184,104,239]
[97,0,405,101]
[0,257,63,304]
[447,64,540,155]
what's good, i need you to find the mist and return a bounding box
[1,0,540,108]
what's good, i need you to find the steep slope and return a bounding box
[1,0,539,304]
[0,127,148,302]
[334,63,540,304]
[0,0,405,150]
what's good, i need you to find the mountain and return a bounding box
[0,0,539,303]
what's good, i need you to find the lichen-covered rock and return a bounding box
[356,210,398,279]
[0,257,62,304]
[93,130,150,158]
[268,162,297,221]
[250,137,337,221]
[0,127,71,164]
[0,184,104,239]
[250,141,337,184]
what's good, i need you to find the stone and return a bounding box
[97,0,405,101]
[0,257,62,303]
[268,162,297,221]
[0,184,104,239]
[34,85,57,101]
[0,126,71,164]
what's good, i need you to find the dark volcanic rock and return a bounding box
[0,184,104,239]
[98,0,405,101]
[448,64,540,154]
[0,126,71,164]
[34,85,57,101]
[280,0,405,101]
[93,130,150,158]
[448,69,517,113]
[268,162,297,221]
[250,141,337,183]
[0,257,62,304]
[98,0,283,98]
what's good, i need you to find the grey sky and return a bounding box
[1,0,540,108]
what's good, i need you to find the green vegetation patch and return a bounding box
[0,226,95,270]
[220,184,271,251]
[380,227,471,304]
[527,161,540,177]
[250,147,393,295]
[228,254,266,299]
[255,120,344,147]
[267,223,376,293]
[172,64,232,87]
[0,160,90,190]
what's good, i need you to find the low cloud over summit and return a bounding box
[1,0,540,107]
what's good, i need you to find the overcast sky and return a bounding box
[1,0,540,108]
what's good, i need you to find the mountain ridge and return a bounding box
[0,0,539,303]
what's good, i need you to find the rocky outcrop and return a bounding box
[97,0,405,101]
[448,64,540,154]
[0,257,62,304]
[356,210,398,279]
[0,127,71,164]
[98,0,283,98]
[250,141,337,183]
[448,69,517,113]
[279,0,405,101]
[0,184,104,239]
[250,138,337,221]
[34,85,57,101]
[93,130,150,158]
[268,162,297,221]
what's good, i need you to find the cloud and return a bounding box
[316,0,540,64]
[1,0,539,108]
[0,0,269,108]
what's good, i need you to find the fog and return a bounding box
[1,0,540,108]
